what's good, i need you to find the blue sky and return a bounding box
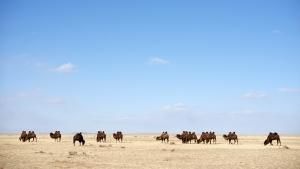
[0,0,299,134]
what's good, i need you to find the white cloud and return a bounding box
[278,87,300,93]
[53,63,76,73]
[149,57,169,65]
[272,30,281,34]
[243,92,267,99]
[162,102,188,113]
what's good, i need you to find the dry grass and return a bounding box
[0,134,300,169]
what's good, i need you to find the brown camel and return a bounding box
[264,132,281,146]
[197,132,210,144]
[26,131,37,142]
[223,132,238,144]
[19,131,27,142]
[113,131,123,142]
[73,132,85,146]
[50,131,61,142]
[96,131,106,142]
[176,131,197,144]
[156,131,169,143]
[176,131,189,143]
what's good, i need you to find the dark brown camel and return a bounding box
[19,131,27,142]
[264,132,281,146]
[50,131,61,142]
[223,132,238,144]
[176,134,184,143]
[73,132,85,146]
[190,132,198,143]
[208,131,216,144]
[113,131,123,142]
[96,131,106,142]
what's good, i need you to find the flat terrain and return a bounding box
[0,133,300,169]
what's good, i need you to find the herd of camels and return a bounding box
[18,130,281,146]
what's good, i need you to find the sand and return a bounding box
[0,133,300,169]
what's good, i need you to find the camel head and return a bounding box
[264,139,269,145]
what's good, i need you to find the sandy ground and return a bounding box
[0,133,300,169]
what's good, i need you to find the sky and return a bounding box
[0,0,299,134]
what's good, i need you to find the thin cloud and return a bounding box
[278,87,300,93]
[243,92,267,99]
[52,63,76,73]
[162,102,188,113]
[149,57,169,65]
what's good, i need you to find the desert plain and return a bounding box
[0,133,300,169]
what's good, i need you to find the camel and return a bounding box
[223,132,238,144]
[113,131,123,142]
[50,131,61,142]
[19,131,27,142]
[197,131,216,144]
[197,132,210,144]
[156,131,169,143]
[26,131,37,142]
[96,131,106,142]
[176,134,184,143]
[176,131,189,143]
[190,132,198,143]
[176,131,197,144]
[264,132,281,146]
[73,132,85,146]
[208,131,216,144]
